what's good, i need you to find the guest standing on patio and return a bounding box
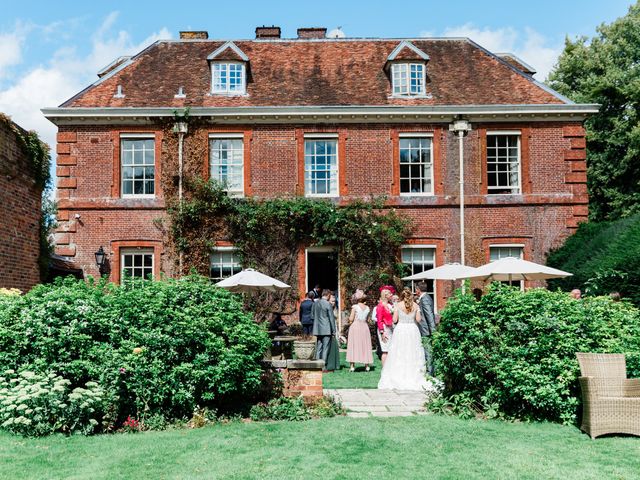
[312,289,336,367]
[346,290,373,372]
[376,286,395,366]
[299,292,315,335]
[415,281,436,376]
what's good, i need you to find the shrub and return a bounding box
[434,285,640,424]
[249,395,344,422]
[547,215,640,305]
[0,370,109,437]
[0,275,271,434]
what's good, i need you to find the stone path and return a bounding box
[324,388,429,417]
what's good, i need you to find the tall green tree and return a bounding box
[548,2,640,220]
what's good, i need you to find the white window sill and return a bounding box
[304,194,339,198]
[389,93,432,99]
[399,192,434,197]
[486,191,522,196]
[208,91,249,97]
[121,194,156,199]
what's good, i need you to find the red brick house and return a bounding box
[0,115,43,291]
[43,27,597,310]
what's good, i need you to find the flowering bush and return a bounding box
[434,285,640,424]
[0,275,271,434]
[0,370,110,437]
[121,416,140,433]
[0,288,21,296]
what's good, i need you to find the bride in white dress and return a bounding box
[378,288,431,391]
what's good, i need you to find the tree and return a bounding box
[548,2,640,221]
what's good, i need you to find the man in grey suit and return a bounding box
[415,281,436,376]
[311,289,336,367]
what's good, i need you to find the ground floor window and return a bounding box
[121,249,154,280]
[210,248,242,281]
[401,246,435,301]
[489,244,524,288]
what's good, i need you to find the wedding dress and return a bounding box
[378,305,430,391]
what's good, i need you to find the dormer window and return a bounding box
[207,41,249,96]
[212,62,246,94]
[386,40,429,98]
[392,63,425,96]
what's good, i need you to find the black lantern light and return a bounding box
[94,246,106,274]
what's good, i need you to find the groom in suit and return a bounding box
[415,281,436,376]
[311,289,336,367]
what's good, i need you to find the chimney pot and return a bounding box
[255,26,281,39]
[297,27,327,39]
[179,31,209,40]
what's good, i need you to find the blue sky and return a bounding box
[0,0,634,153]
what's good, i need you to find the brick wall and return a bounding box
[0,119,42,291]
[54,121,587,296]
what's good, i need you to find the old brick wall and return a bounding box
[54,121,587,298]
[0,119,42,291]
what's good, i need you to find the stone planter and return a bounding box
[293,339,316,360]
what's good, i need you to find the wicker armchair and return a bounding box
[576,353,640,438]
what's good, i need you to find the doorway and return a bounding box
[306,249,338,295]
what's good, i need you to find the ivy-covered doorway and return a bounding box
[306,248,338,295]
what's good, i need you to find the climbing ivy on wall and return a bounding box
[0,114,53,281]
[168,178,410,319]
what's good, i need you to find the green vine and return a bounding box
[169,179,411,318]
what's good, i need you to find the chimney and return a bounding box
[179,31,209,40]
[297,27,327,39]
[255,26,281,39]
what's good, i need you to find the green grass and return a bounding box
[323,351,381,389]
[2,415,639,479]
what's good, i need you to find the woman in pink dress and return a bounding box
[346,290,373,371]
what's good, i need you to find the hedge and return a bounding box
[434,285,640,424]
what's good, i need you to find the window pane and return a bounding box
[487,134,520,193]
[209,250,241,280]
[304,139,338,196]
[401,247,436,298]
[210,138,244,194]
[399,137,432,194]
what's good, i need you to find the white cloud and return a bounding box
[0,23,31,76]
[0,12,171,181]
[422,23,562,81]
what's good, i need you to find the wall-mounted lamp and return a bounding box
[94,246,107,275]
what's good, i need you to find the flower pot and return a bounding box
[293,340,316,360]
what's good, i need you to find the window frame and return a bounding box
[303,135,339,198]
[120,134,156,199]
[401,244,437,309]
[489,244,525,290]
[208,133,245,197]
[398,133,434,196]
[211,61,246,95]
[120,248,154,281]
[209,247,242,281]
[391,62,426,97]
[486,131,522,195]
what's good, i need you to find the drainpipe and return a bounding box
[173,120,188,275]
[449,119,472,265]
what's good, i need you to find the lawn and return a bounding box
[1,414,639,479]
[323,351,381,389]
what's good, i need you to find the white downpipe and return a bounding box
[458,130,465,266]
[178,131,184,275]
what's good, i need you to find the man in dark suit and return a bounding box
[308,284,321,300]
[415,281,436,376]
[299,292,315,335]
[311,289,336,366]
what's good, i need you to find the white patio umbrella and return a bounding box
[215,268,291,293]
[402,263,479,281]
[457,257,572,283]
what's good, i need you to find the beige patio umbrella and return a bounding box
[402,263,478,281]
[215,268,291,293]
[457,257,572,284]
